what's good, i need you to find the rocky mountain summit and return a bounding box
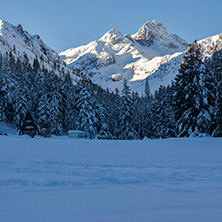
[133,21,188,49]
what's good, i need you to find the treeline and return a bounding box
[0,41,222,139]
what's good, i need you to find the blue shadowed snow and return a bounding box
[0,137,222,222]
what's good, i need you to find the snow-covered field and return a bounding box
[0,136,222,222]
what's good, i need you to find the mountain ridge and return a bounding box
[60,21,222,94]
[1,19,222,94]
[0,19,79,83]
[59,21,189,93]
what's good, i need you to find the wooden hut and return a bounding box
[20,111,39,137]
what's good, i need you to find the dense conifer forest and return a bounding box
[0,41,222,139]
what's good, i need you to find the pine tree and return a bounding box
[196,61,215,135]
[63,76,77,131]
[211,48,222,136]
[119,80,137,140]
[0,69,16,122]
[95,86,114,136]
[144,78,151,99]
[76,86,97,139]
[174,41,213,137]
[152,85,176,138]
[131,91,140,136]
[47,73,64,135]
[36,93,51,133]
[13,89,29,129]
[140,78,153,139]
[112,88,121,138]
[95,102,110,137]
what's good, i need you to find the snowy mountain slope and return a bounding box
[60,21,222,94]
[60,21,189,93]
[198,33,222,57]
[147,34,222,89]
[0,20,79,82]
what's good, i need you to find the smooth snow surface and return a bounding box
[0,137,222,222]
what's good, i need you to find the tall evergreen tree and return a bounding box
[119,80,137,140]
[76,87,98,139]
[47,73,64,135]
[140,78,153,139]
[213,81,222,136]
[0,69,16,122]
[95,102,110,137]
[152,85,176,138]
[211,48,222,136]
[13,88,30,129]
[174,41,214,137]
[36,92,51,132]
[112,88,121,138]
[63,76,77,131]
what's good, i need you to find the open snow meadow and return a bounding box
[0,136,222,222]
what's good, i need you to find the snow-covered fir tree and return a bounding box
[76,86,98,139]
[213,80,222,137]
[0,68,16,122]
[119,80,137,140]
[63,74,77,131]
[13,89,29,128]
[196,60,215,135]
[47,73,64,135]
[112,88,122,138]
[94,102,110,137]
[152,85,176,138]
[139,78,153,139]
[210,48,222,136]
[131,91,141,137]
[36,93,51,132]
[95,87,114,136]
[174,41,214,137]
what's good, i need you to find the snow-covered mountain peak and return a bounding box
[135,21,170,40]
[0,20,16,36]
[133,20,188,50]
[0,19,79,83]
[100,28,131,45]
[133,20,171,46]
[0,19,54,58]
[1,20,28,40]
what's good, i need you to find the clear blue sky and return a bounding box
[0,0,221,52]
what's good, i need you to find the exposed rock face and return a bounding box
[133,20,188,49]
[17,24,24,34]
[133,21,169,46]
[112,74,123,82]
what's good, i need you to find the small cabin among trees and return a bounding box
[20,112,39,137]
